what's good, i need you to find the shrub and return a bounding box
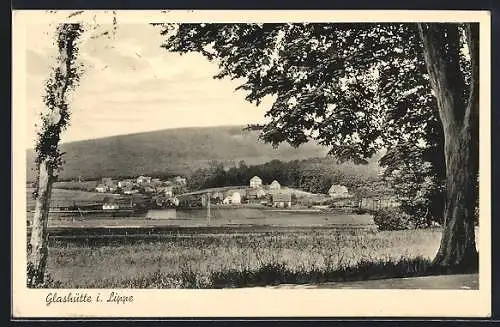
[353,207,370,215]
[373,208,414,231]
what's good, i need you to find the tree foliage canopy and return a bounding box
[159,23,451,167]
[159,23,477,225]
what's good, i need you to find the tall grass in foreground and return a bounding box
[42,228,477,288]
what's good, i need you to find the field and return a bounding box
[42,228,458,288]
[26,188,121,210]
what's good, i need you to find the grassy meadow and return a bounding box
[42,228,460,288]
[26,187,120,209]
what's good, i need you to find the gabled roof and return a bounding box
[250,176,262,181]
[329,184,348,193]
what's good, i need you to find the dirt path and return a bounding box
[262,274,479,290]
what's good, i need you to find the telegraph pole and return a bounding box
[207,192,211,225]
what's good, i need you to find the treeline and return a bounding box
[188,157,388,195]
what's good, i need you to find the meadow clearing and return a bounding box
[41,227,467,289]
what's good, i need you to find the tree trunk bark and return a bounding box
[418,23,479,271]
[433,121,478,271]
[27,159,54,286]
[26,24,82,286]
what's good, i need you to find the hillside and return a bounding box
[26,125,336,181]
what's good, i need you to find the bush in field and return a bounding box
[373,209,414,231]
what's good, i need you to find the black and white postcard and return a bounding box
[11,10,491,318]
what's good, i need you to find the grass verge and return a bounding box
[36,228,478,288]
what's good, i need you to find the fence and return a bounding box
[359,197,400,211]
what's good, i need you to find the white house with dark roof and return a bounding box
[269,180,281,190]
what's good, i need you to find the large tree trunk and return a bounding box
[418,23,479,271]
[27,160,54,286]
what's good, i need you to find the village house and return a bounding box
[173,176,187,185]
[102,178,118,193]
[118,179,134,188]
[95,184,107,193]
[223,191,242,205]
[273,193,292,208]
[164,186,174,198]
[169,197,180,207]
[328,184,350,198]
[269,180,281,190]
[249,176,263,188]
[123,186,139,195]
[137,176,152,185]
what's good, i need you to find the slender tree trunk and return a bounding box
[418,23,479,271]
[27,160,54,286]
[27,24,82,286]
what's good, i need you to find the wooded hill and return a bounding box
[26,125,382,183]
[25,125,328,181]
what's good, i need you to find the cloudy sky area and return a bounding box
[26,23,271,146]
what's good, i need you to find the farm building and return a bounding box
[328,184,350,198]
[273,193,292,208]
[118,179,134,188]
[137,176,152,185]
[95,184,107,193]
[250,176,263,188]
[102,197,120,210]
[269,180,281,190]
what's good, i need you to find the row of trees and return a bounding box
[187,158,381,195]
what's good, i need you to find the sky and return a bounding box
[25,23,272,146]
